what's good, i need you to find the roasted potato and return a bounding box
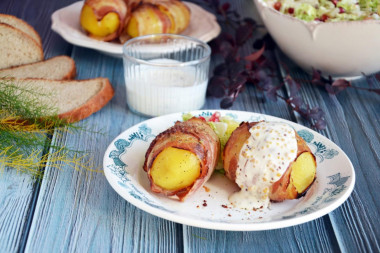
[224,121,316,204]
[143,117,220,201]
[80,0,128,41]
[125,0,190,38]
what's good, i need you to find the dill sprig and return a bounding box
[0,78,100,178]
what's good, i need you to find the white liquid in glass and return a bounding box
[125,59,207,116]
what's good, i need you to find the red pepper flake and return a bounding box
[228,214,232,217]
[339,7,345,13]
[221,205,228,208]
[274,2,282,11]
[288,7,294,14]
[332,0,338,6]
[196,205,200,208]
[203,186,210,192]
[203,202,207,207]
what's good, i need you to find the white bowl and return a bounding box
[254,0,380,78]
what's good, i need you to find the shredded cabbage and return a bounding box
[267,0,380,21]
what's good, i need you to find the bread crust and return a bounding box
[58,77,114,123]
[0,56,76,80]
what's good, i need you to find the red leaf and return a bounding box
[244,45,265,62]
[332,79,350,88]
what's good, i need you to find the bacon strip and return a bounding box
[143,117,220,201]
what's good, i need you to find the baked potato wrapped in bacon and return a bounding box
[126,0,190,38]
[223,121,316,210]
[143,117,220,201]
[80,0,129,41]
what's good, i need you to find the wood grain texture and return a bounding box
[25,47,183,252]
[0,168,36,253]
[184,1,342,252]
[1,0,379,252]
[277,51,380,252]
[0,0,75,252]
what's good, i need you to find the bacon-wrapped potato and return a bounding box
[143,117,220,201]
[223,121,316,209]
[80,0,128,41]
[125,0,190,38]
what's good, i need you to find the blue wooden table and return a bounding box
[1,0,379,252]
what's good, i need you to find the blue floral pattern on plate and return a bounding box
[107,124,175,213]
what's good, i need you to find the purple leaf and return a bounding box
[314,118,327,130]
[285,76,301,96]
[288,96,303,108]
[229,60,246,78]
[221,97,234,108]
[311,69,326,87]
[262,34,276,50]
[231,74,247,90]
[208,76,228,98]
[235,22,253,46]
[253,39,264,50]
[308,107,325,120]
[213,63,228,77]
[264,86,279,102]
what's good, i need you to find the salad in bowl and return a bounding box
[254,0,380,78]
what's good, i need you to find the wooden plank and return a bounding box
[184,217,339,253]
[276,51,380,252]
[0,169,37,253]
[25,47,183,252]
[0,0,75,251]
[184,1,342,252]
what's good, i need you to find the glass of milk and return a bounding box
[122,34,211,117]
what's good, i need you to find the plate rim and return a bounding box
[103,109,356,231]
[51,1,221,58]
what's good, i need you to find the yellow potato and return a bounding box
[289,152,316,194]
[126,4,171,38]
[150,147,200,191]
[80,4,120,37]
[79,0,127,41]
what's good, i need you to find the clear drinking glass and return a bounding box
[122,34,211,117]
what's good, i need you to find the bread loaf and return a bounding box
[0,23,44,69]
[0,14,42,46]
[0,56,76,80]
[10,77,114,123]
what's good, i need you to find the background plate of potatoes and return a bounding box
[51,1,221,57]
[103,110,355,231]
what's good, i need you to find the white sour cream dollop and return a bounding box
[229,121,298,210]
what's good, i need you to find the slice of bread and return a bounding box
[0,14,42,46]
[0,23,44,70]
[10,77,114,123]
[0,56,76,80]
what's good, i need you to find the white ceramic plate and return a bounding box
[51,1,221,58]
[103,110,355,231]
